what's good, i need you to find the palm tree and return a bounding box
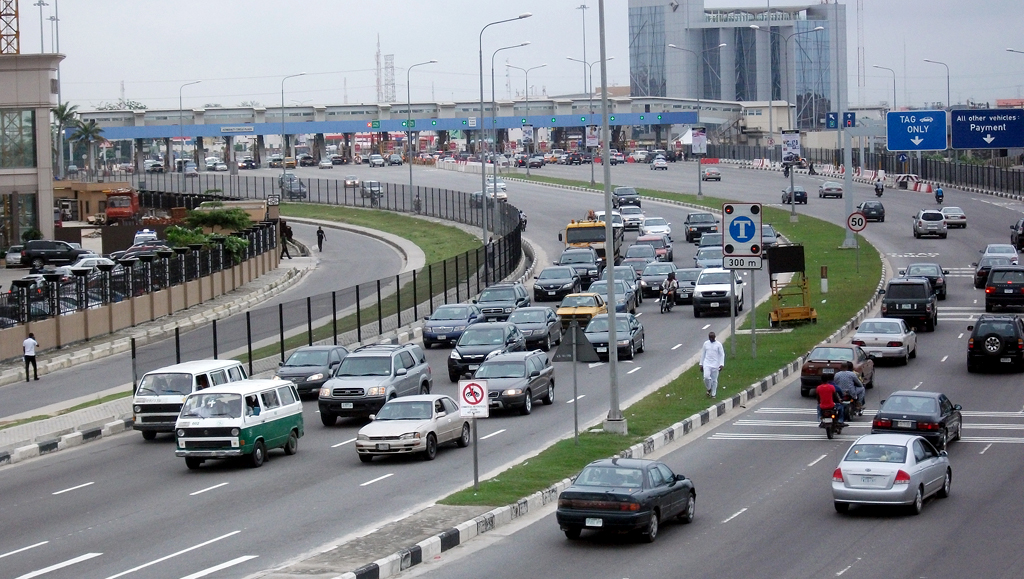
[70,120,105,175]
[52,103,79,177]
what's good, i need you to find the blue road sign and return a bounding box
[898,153,908,163]
[886,110,947,151]
[729,217,756,243]
[826,112,838,130]
[950,109,1024,150]
[843,112,856,127]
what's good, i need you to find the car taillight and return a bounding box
[832,468,844,482]
[926,304,933,313]
[917,422,940,431]
[880,303,888,313]
[886,341,903,347]
[986,286,995,294]
[852,340,866,346]
[918,221,924,227]
[894,470,911,485]
[1019,339,1023,350]
[968,338,974,350]
[873,417,892,428]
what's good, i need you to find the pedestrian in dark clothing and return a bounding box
[280,221,292,259]
[24,332,38,381]
[486,237,495,269]
[316,226,326,252]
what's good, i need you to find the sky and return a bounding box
[20,0,1024,112]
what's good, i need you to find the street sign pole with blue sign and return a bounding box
[886,110,947,151]
[950,109,1024,150]
[826,112,838,130]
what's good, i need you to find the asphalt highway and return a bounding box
[5,160,1024,578]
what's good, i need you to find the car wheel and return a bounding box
[985,303,994,312]
[677,492,695,523]
[185,457,204,470]
[564,527,582,540]
[914,230,920,239]
[31,258,44,269]
[967,361,977,373]
[693,308,701,318]
[638,335,645,353]
[448,370,460,382]
[456,423,471,447]
[543,333,552,351]
[626,341,635,360]
[249,440,266,468]
[520,391,533,415]
[937,429,948,451]
[642,511,660,543]
[542,382,554,405]
[909,487,924,515]
[983,333,1004,355]
[358,453,373,463]
[880,216,885,222]
[953,422,962,441]
[284,430,298,455]
[910,346,917,359]
[937,469,952,499]
[941,234,947,239]
[320,411,336,427]
[834,501,850,514]
[423,433,437,460]
[420,384,430,395]
[939,290,946,301]
[901,350,910,366]
[424,340,433,349]
[141,430,157,441]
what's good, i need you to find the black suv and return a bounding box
[448,322,527,381]
[879,277,938,332]
[555,248,602,288]
[682,212,719,243]
[21,240,92,269]
[984,266,1024,312]
[566,152,583,165]
[474,282,530,321]
[473,350,555,414]
[967,315,1024,372]
[533,266,582,302]
[900,263,949,300]
[612,186,642,208]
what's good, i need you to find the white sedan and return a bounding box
[650,157,668,170]
[852,318,917,365]
[355,395,470,462]
[940,206,966,228]
[639,217,672,240]
[318,159,334,169]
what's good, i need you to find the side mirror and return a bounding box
[943,270,949,275]
[368,414,376,421]
[558,233,563,242]
[530,370,540,378]
[898,270,906,275]
[967,325,974,331]
[880,399,886,406]
[423,316,430,321]
[877,289,886,295]
[675,473,687,481]
[954,404,962,411]
[278,361,284,367]
[395,368,408,376]
[939,450,949,458]
[970,263,978,267]
[471,299,477,304]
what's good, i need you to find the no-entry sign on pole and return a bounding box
[459,380,489,418]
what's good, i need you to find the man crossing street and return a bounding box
[316,226,326,252]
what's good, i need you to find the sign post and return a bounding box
[781,130,801,221]
[885,111,947,151]
[950,109,1024,150]
[692,127,707,198]
[459,379,488,490]
[847,211,867,273]
[722,203,763,356]
[552,322,600,444]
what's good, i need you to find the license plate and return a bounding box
[436,334,446,340]
[548,291,556,295]
[468,364,479,371]
[900,304,914,310]
[341,402,353,409]
[1006,289,1014,294]
[710,302,720,307]
[1002,357,1012,363]
[896,420,914,429]
[869,351,883,358]
[821,417,832,424]
[596,347,607,353]
[822,368,835,374]
[652,285,660,290]
[375,443,390,451]
[585,518,603,528]
[860,475,875,484]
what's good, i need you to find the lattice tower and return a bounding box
[383,54,396,103]
[0,0,19,54]
[375,35,383,103]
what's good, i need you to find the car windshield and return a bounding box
[886,284,927,299]
[478,288,515,301]
[136,372,193,396]
[615,187,638,196]
[643,263,675,276]
[980,257,1012,268]
[539,268,573,280]
[589,281,627,294]
[644,218,668,227]
[375,400,432,420]
[882,395,939,414]
[976,320,1016,336]
[697,248,724,259]
[676,269,701,281]
[808,347,854,361]
[336,356,391,377]
[906,265,940,277]
[990,270,1024,283]
[638,238,666,249]
[565,227,606,244]
[459,328,506,346]
[475,361,526,379]
[688,213,715,223]
[762,225,777,236]
[180,393,242,419]
[986,245,1017,255]
[697,271,732,285]
[431,306,470,320]
[561,295,597,308]
[560,252,596,264]
[626,245,655,258]
[284,350,330,367]
[576,465,644,488]
[844,444,908,463]
[857,321,902,335]
[585,317,629,333]
[920,212,944,221]
[508,310,546,324]
[620,207,642,215]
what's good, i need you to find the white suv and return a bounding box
[692,268,745,318]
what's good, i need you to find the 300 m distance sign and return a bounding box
[847,212,867,232]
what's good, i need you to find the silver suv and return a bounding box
[318,343,432,424]
[913,209,947,239]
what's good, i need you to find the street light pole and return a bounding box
[668,43,725,199]
[179,80,200,187]
[923,59,950,110]
[568,56,614,185]
[407,60,437,211]
[280,73,307,189]
[507,63,547,176]
[34,0,47,52]
[479,13,532,245]
[491,42,530,240]
[872,65,897,111]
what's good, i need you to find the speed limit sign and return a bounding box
[847,212,867,232]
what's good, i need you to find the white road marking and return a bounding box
[958,333,964,339]
[567,394,587,404]
[837,564,853,575]
[331,437,357,448]
[913,381,923,390]
[178,556,259,579]
[627,367,642,374]
[941,355,948,362]
[807,454,829,467]
[15,553,102,579]
[103,531,241,579]
[702,324,711,330]
[360,473,394,487]
[980,443,993,455]
[52,481,94,495]
[635,312,643,317]
[0,542,48,560]
[588,362,605,369]
[480,429,506,440]
[189,482,228,496]
[974,299,978,304]
[721,507,748,523]
[672,344,682,350]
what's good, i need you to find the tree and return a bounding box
[51,103,80,175]
[96,99,148,111]
[70,120,105,173]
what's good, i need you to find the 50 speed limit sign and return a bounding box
[847,212,867,232]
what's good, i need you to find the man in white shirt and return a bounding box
[23,332,39,381]
[699,331,725,398]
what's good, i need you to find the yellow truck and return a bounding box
[558,211,623,267]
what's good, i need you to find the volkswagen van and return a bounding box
[133,360,248,440]
[175,379,303,469]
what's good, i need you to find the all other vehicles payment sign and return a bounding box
[459,380,489,418]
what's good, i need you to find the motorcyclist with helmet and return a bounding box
[874,178,884,196]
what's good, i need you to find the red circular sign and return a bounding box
[847,212,867,232]
[462,382,485,405]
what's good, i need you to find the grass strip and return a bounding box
[441,182,881,507]
[0,390,132,432]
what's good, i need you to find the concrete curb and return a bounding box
[0,417,132,468]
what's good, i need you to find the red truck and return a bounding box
[105,188,141,224]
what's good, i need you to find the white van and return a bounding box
[175,379,304,469]
[133,229,158,245]
[133,359,248,440]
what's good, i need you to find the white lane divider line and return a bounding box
[189,482,229,496]
[913,382,923,390]
[15,552,103,579]
[980,443,993,455]
[103,530,241,579]
[721,507,748,523]
[807,454,829,467]
[52,481,94,495]
[957,333,964,339]
[672,344,682,350]
[0,542,48,560]
[360,473,394,487]
[480,429,506,440]
[588,362,605,369]
[635,312,643,317]
[940,355,949,363]
[627,367,642,374]
[702,324,711,330]
[178,555,259,579]
[331,437,357,448]
[567,395,587,404]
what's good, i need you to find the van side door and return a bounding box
[259,389,284,447]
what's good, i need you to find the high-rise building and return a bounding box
[629,0,847,131]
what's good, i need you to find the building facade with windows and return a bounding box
[629,0,847,133]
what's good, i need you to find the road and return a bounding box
[5,160,1023,578]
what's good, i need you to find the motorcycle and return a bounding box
[519,212,528,231]
[874,184,884,197]
[659,288,675,313]
[842,395,863,419]
[935,189,944,204]
[819,405,845,439]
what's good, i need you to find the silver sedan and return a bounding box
[355,395,470,462]
[852,318,917,365]
[832,433,951,515]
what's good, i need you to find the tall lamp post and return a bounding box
[34,0,47,51]
[922,59,950,110]
[872,65,897,111]
[407,59,437,210]
[667,43,725,198]
[506,63,547,176]
[280,72,307,189]
[478,13,532,244]
[567,56,614,185]
[491,42,530,240]
[179,80,201,188]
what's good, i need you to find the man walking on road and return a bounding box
[699,331,725,398]
[280,221,292,260]
[316,226,326,252]
[24,332,38,381]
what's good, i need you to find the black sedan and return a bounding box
[533,266,582,302]
[857,200,885,222]
[507,307,562,351]
[274,345,349,397]
[584,313,644,360]
[900,263,949,300]
[639,262,677,299]
[557,457,695,542]
[422,303,483,348]
[871,390,963,450]
[674,267,702,304]
[472,350,554,415]
[973,256,1015,289]
[782,186,808,204]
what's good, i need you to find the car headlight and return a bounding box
[230,428,240,436]
[504,307,514,313]
[176,429,185,437]
[319,387,331,397]
[450,350,462,360]
[640,280,648,287]
[398,432,421,440]
[485,350,501,360]
[306,373,324,382]
[562,282,574,289]
[616,299,625,305]
[589,269,597,275]
[690,227,696,231]
[367,386,386,396]
[453,325,467,331]
[521,329,535,336]
[357,433,369,440]
[618,339,631,346]
[711,227,718,232]
[503,388,523,396]
[134,405,142,413]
